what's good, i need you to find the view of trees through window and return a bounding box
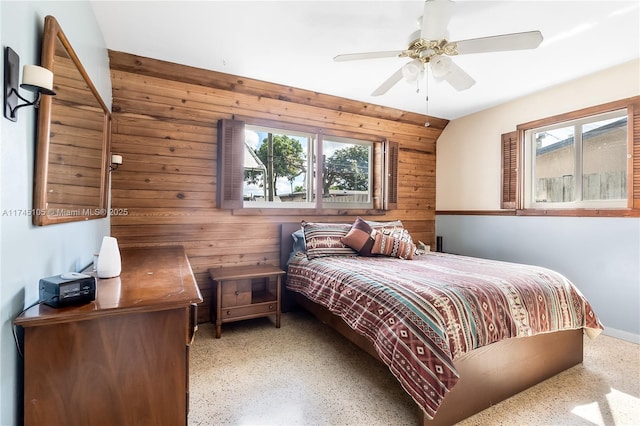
[244,132,307,200]
[321,139,371,206]
[243,126,372,207]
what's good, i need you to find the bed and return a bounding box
[279,221,603,426]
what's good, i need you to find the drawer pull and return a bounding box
[227,310,231,315]
[234,291,239,296]
[269,304,273,310]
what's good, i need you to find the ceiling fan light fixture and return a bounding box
[430,55,451,78]
[402,61,422,82]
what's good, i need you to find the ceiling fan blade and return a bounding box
[430,56,475,91]
[420,0,454,40]
[454,30,543,55]
[333,51,403,62]
[371,65,406,96]
[443,62,475,91]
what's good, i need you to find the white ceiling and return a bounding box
[90,0,640,120]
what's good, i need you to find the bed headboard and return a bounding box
[279,222,302,270]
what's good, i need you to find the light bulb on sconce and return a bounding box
[4,47,56,122]
[110,154,123,171]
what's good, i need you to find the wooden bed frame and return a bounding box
[279,223,584,425]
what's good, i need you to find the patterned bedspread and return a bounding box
[286,252,603,419]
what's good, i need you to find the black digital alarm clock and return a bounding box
[39,273,96,308]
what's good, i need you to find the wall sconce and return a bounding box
[110,154,123,172]
[4,47,56,122]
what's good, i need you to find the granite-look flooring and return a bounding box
[189,310,639,426]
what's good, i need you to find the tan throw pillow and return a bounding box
[371,229,416,260]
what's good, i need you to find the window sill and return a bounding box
[516,208,640,218]
[436,209,640,218]
[232,208,387,216]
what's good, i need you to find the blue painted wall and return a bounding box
[0,2,111,424]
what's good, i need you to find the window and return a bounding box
[243,125,315,208]
[319,136,373,209]
[218,119,395,212]
[502,97,640,215]
[523,110,628,209]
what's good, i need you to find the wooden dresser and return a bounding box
[15,246,202,426]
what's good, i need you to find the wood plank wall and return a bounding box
[108,51,448,322]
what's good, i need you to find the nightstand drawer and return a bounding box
[221,279,252,307]
[223,302,277,319]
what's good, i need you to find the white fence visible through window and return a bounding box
[536,172,627,202]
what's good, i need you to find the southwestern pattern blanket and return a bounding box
[286,252,603,419]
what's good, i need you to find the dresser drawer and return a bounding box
[221,279,252,307]
[222,302,277,319]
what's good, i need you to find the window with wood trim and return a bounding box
[501,96,640,214]
[243,125,316,208]
[525,109,628,209]
[217,119,398,212]
[319,135,374,209]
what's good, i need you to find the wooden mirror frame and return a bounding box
[33,15,111,226]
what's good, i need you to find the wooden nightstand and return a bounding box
[209,264,285,338]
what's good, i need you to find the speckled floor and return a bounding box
[188,310,639,426]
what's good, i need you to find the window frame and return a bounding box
[243,124,316,209]
[503,96,640,217]
[318,135,374,210]
[217,118,397,215]
[523,109,628,210]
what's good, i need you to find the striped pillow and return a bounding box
[371,228,416,260]
[368,219,412,240]
[302,221,357,259]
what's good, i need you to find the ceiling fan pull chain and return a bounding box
[424,68,431,128]
[425,68,430,105]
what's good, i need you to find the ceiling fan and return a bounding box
[334,0,543,96]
